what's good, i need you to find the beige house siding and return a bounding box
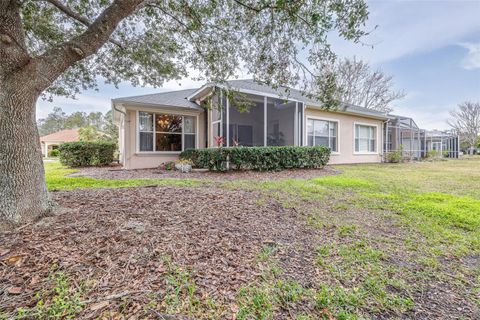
[120,107,205,170]
[305,107,384,164]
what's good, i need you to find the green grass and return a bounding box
[14,271,86,319]
[44,162,201,191]
[231,158,480,317]
[231,158,480,257]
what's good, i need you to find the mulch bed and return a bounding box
[68,165,339,181]
[0,186,319,318]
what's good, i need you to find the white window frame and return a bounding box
[353,122,379,155]
[136,110,198,154]
[305,116,340,154]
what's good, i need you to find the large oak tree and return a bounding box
[0,0,369,224]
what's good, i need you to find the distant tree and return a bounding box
[64,111,88,129]
[448,101,480,155]
[1,0,369,223]
[102,110,119,143]
[37,106,67,136]
[37,108,115,138]
[78,125,102,141]
[319,57,405,112]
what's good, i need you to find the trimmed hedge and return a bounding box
[180,146,331,171]
[58,141,116,167]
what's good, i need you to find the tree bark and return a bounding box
[0,78,51,224]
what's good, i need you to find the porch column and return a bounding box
[226,92,230,147]
[263,96,267,146]
[294,102,298,146]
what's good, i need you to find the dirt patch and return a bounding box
[0,186,318,318]
[68,165,339,181]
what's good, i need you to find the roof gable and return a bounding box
[40,129,79,142]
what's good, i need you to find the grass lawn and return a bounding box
[44,161,201,190]
[3,159,479,319]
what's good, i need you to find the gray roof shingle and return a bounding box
[112,88,202,110]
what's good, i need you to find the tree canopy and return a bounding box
[17,0,369,103]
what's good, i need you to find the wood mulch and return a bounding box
[0,186,319,319]
[68,165,340,181]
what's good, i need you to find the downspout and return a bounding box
[112,101,127,168]
[383,119,390,162]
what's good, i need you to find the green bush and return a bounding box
[180,146,331,171]
[385,150,402,163]
[48,149,60,157]
[58,141,116,167]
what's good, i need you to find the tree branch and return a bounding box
[34,0,144,92]
[42,0,124,49]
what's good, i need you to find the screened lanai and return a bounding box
[384,115,459,159]
[208,89,304,148]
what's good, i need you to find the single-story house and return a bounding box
[112,79,457,170]
[40,129,79,157]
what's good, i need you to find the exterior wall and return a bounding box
[119,103,385,169]
[122,107,205,169]
[305,107,384,164]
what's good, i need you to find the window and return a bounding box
[138,112,196,152]
[355,124,376,153]
[307,118,338,152]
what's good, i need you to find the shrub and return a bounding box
[48,149,60,157]
[159,161,176,171]
[58,141,116,167]
[385,150,402,163]
[180,146,331,171]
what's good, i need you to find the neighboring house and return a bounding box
[112,79,457,170]
[385,115,459,159]
[40,129,79,157]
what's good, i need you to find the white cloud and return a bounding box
[330,0,480,65]
[460,42,480,70]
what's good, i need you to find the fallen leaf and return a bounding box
[5,254,24,266]
[7,287,23,295]
[30,276,40,285]
[90,301,109,311]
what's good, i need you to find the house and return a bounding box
[112,79,457,170]
[40,129,79,157]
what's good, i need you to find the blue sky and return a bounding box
[37,0,480,130]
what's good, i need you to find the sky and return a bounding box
[36,0,480,131]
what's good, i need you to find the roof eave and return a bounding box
[112,99,203,111]
[306,103,389,120]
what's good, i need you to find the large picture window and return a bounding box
[355,124,376,153]
[138,111,196,152]
[307,118,338,152]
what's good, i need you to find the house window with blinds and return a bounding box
[307,119,338,152]
[355,124,376,153]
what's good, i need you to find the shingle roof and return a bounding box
[112,79,388,119]
[112,89,202,110]
[40,129,79,142]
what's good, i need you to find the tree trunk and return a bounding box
[0,81,51,224]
